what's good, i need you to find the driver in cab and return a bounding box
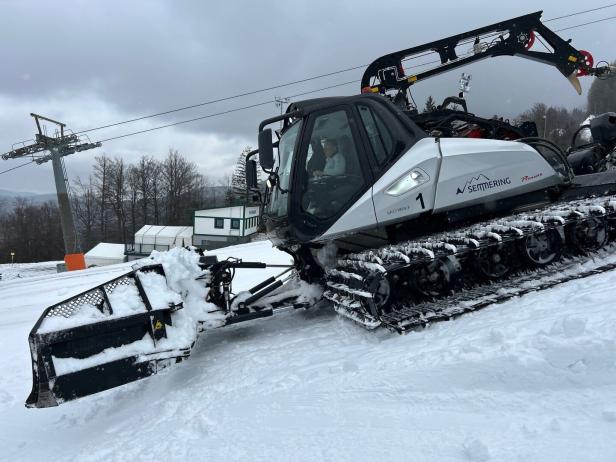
[313,138,346,177]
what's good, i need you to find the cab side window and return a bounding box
[358,104,394,165]
[300,109,365,220]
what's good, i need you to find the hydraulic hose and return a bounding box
[517,137,575,183]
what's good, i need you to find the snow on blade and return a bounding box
[137,270,182,310]
[144,247,225,328]
[37,302,108,333]
[105,281,146,315]
[52,334,155,375]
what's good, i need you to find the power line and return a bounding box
[75,64,369,135]
[554,14,616,31]
[3,9,615,165]
[72,5,616,137]
[92,15,616,145]
[98,79,360,143]
[545,3,616,22]
[0,160,34,176]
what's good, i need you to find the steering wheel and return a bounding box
[308,173,362,186]
[308,175,332,186]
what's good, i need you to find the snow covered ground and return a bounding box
[0,260,63,281]
[1,240,615,461]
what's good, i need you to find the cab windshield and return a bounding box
[266,120,302,218]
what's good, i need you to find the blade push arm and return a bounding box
[361,11,610,96]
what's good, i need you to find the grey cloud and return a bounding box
[1,0,614,192]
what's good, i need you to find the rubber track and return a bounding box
[380,254,616,332]
[323,194,616,331]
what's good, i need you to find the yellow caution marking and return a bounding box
[568,55,578,63]
[407,75,418,83]
[153,320,164,330]
[361,86,380,94]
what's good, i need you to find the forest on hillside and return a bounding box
[0,147,254,263]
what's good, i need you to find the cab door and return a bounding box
[289,106,378,242]
[353,99,441,227]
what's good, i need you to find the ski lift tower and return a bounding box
[1,114,101,270]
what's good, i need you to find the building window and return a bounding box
[231,218,240,229]
[214,218,224,229]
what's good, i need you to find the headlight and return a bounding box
[385,168,429,196]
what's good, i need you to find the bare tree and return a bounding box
[152,160,163,225]
[134,155,158,225]
[127,166,140,237]
[92,155,111,240]
[162,148,200,225]
[0,197,8,217]
[0,199,63,263]
[108,157,128,243]
[519,103,587,149]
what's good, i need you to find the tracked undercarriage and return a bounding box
[324,195,616,331]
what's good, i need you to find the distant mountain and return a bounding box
[0,185,234,216]
[0,189,57,210]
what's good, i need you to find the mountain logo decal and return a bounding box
[456,174,511,195]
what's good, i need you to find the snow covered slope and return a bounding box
[0,261,63,281]
[0,241,615,461]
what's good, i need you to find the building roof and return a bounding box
[85,243,126,260]
[194,205,258,214]
[134,225,192,239]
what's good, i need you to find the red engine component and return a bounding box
[467,128,484,138]
[523,30,535,50]
[576,50,594,76]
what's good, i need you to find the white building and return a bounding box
[126,225,193,260]
[193,205,260,249]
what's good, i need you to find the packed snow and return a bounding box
[0,260,62,281]
[0,240,615,461]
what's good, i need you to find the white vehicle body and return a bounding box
[318,137,562,241]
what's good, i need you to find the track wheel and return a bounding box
[410,256,460,297]
[572,217,608,252]
[366,274,391,316]
[474,244,511,280]
[522,230,562,266]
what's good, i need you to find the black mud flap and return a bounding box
[26,265,190,408]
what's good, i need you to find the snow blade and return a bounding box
[26,264,189,408]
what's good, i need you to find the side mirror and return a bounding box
[246,159,258,189]
[258,128,274,170]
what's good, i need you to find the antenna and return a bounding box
[274,96,290,128]
[459,72,472,97]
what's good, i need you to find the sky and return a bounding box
[0,0,614,193]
